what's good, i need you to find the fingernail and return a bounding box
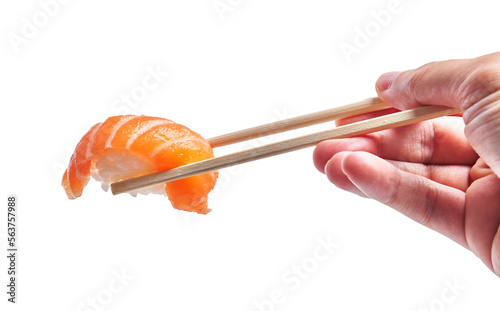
[376,71,400,92]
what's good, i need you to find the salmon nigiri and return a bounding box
[62,115,218,214]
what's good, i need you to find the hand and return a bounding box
[313,52,500,277]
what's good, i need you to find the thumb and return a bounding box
[375,52,500,177]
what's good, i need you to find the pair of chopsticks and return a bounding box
[111,98,460,195]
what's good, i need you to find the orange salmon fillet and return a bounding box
[61,115,218,214]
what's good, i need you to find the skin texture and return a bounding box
[313,52,500,277]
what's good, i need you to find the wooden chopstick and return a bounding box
[207,97,390,148]
[111,103,460,195]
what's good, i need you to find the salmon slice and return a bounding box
[62,115,218,214]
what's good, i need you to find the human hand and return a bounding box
[313,52,500,276]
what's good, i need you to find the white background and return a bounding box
[1,0,500,310]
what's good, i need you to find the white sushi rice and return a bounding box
[90,149,167,197]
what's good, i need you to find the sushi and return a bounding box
[62,115,218,214]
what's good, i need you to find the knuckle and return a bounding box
[419,184,438,227]
[406,62,436,98]
[406,122,435,163]
[459,56,500,110]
